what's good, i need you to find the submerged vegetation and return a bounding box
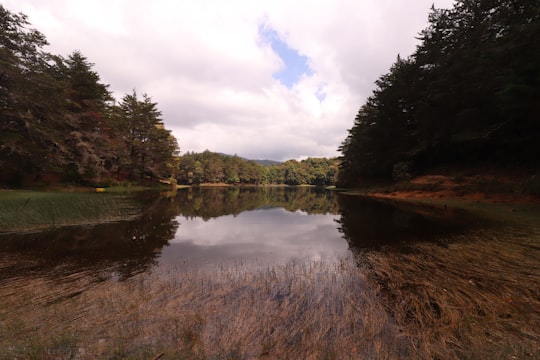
[1,241,538,360]
[0,189,538,359]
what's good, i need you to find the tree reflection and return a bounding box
[175,186,339,220]
[335,194,484,252]
[0,187,340,279]
[0,191,180,279]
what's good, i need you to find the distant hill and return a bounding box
[251,159,282,166]
[215,152,281,166]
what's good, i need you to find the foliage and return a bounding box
[0,5,179,186]
[114,91,179,181]
[177,150,265,185]
[177,150,339,186]
[338,0,540,187]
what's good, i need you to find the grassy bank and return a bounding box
[0,190,142,233]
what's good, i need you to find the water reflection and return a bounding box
[2,188,538,359]
[336,194,484,252]
[162,207,346,267]
[0,192,180,279]
[161,187,345,266]
[174,186,339,219]
[0,187,490,279]
[0,187,342,277]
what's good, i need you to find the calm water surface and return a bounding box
[2,186,532,278]
[1,187,539,358]
[1,188,347,276]
[161,207,346,267]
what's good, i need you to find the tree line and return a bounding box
[1,5,340,188]
[1,5,179,186]
[338,0,540,187]
[178,150,338,186]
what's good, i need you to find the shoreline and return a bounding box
[3,173,539,205]
[341,173,540,205]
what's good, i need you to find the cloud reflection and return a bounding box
[160,207,347,267]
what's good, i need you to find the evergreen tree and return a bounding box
[0,5,67,184]
[0,5,181,186]
[338,0,540,187]
[115,91,179,181]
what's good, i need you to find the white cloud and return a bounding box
[3,0,455,161]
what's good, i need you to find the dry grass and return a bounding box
[0,259,398,359]
[1,230,539,360]
[356,228,540,359]
[368,173,540,204]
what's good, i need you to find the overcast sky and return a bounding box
[5,0,455,161]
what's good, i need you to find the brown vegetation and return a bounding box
[1,243,538,359]
[356,233,540,359]
[368,171,540,205]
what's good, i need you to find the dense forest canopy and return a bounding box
[338,0,540,187]
[178,150,338,186]
[0,5,179,186]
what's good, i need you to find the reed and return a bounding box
[0,258,398,359]
[1,243,538,359]
[0,191,140,232]
[354,227,540,359]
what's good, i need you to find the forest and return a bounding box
[1,5,179,187]
[177,150,338,186]
[1,5,338,188]
[338,0,540,187]
[4,1,538,190]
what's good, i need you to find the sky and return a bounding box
[4,0,455,161]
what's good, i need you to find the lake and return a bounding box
[0,187,539,359]
[0,187,344,276]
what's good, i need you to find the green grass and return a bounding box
[0,190,141,232]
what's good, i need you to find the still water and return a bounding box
[1,187,539,358]
[0,187,492,277]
